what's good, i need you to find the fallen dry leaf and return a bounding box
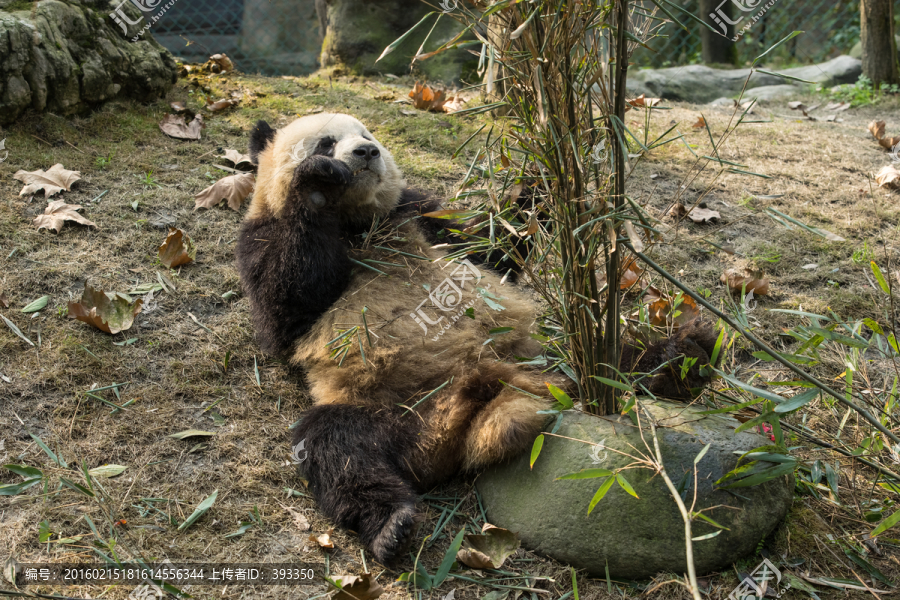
[281,505,310,531]
[628,94,661,108]
[691,116,706,129]
[160,114,203,140]
[206,98,238,112]
[443,96,466,113]
[331,573,384,600]
[868,120,900,150]
[219,149,253,168]
[14,164,82,198]
[642,289,700,328]
[667,203,720,223]
[787,101,805,110]
[456,523,520,570]
[876,165,900,189]
[68,284,143,334]
[0,292,8,309]
[158,228,196,268]
[721,267,769,296]
[620,256,643,290]
[170,101,187,112]
[409,81,448,112]
[310,529,334,549]
[194,172,255,211]
[209,53,234,72]
[33,201,96,233]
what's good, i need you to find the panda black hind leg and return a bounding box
[292,404,421,565]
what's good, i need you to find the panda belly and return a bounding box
[294,238,543,408]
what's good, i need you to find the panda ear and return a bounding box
[249,120,277,165]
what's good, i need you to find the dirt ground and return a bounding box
[1,68,899,600]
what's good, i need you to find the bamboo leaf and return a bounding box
[587,476,616,515]
[615,473,639,498]
[871,261,891,294]
[558,468,613,481]
[178,489,218,531]
[22,296,49,313]
[376,11,437,63]
[774,389,819,413]
[546,383,573,409]
[592,376,632,392]
[871,507,900,537]
[530,434,544,470]
[752,31,804,67]
[433,528,466,586]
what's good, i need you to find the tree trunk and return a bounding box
[701,0,737,65]
[861,0,900,86]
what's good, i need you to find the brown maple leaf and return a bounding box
[158,228,196,268]
[219,149,254,168]
[160,114,203,140]
[33,201,97,233]
[628,94,661,108]
[868,120,900,150]
[68,284,143,334]
[14,164,82,198]
[331,574,384,600]
[409,81,448,112]
[691,116,706,129]
[206,98,238,112]
[721,267,769,296]
[194,172,255,211]
[876,165,900,189]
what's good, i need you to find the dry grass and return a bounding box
[0,68,898,600]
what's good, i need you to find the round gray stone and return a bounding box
[477,401,793,580]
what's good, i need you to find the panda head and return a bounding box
[247,113,404,224]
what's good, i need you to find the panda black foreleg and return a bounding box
[292,404,421,565]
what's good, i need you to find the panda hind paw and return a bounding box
[370,503,417,565]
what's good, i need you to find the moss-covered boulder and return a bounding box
[317,0,474,82]
[0,0,177,125]
[477,402,793,580]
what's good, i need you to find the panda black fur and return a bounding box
[236,113,720,565]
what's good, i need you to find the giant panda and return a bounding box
[235,113,719,565]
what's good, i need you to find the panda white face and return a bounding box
[250,114,405,224]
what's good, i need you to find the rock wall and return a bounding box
[316,0,475,82]
[0,0,177,125]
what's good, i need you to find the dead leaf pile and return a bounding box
[33,201,96,233]
[331,573,384,600]
[158,228,196,268]
[14,164,82,198]
[194,173,255,211]
[456,524,520,570]
[868,120,900,151]
[408,82,465,113]
[667,202,720,223]
[721,267,769,296]
[160,114,203,140]
[642,287,700,328]
[68,284,143,334]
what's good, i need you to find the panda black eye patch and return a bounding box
[312,136,337,157]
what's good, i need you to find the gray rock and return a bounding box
[627,55,861,103]
[477,401,793,580]
[0,0,177,125]
[744,84,800,101]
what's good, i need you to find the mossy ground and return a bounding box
[0,68,898,600]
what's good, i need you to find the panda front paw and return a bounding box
[293,155,352,187]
